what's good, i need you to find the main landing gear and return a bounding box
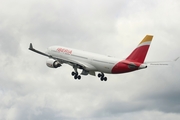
[71,65,81,80]
[71,71,81,80]
[98,73,107,81]
[71,65,107,81]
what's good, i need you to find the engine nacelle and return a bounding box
[46,59,61,68]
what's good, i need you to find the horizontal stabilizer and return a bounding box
[145,57,179,67]
[174,57,179,61]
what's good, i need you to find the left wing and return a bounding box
[29,43,51,58]
[29,43,96,76]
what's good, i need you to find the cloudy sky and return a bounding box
[0,0,180,120]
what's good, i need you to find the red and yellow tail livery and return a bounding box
[112,35,153,74]
[126,35,153,63]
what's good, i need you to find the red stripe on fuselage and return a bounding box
[111,60,142,74]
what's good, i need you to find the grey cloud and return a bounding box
[1,0,180,120]
[93,101,145,118]
[89,61,180,118]
[17,107,65,120]
[0,28,20,56]
[17,0,125,51]
[144,91,180,113]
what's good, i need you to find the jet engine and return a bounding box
[46,59,61,68]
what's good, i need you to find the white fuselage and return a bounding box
[47,46,120,73]
[29,35,153,80]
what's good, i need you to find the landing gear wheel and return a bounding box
[71,71,76,76]
[104,77,107,81]
[98,73,101,78]
[74,75,78,79]
[78,75,81,80]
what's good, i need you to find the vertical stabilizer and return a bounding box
[126,35,153,63]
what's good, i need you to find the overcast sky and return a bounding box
[0,0,180,120]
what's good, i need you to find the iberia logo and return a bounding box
[57,48,72,54]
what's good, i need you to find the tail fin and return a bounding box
[126,35,153,63]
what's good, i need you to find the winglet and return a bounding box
[29,43,34,50]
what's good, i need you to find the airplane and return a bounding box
[28,35,159,81]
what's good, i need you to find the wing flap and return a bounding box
[55,57,96,71]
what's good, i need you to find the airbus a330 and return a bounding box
[29,35,169,81]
